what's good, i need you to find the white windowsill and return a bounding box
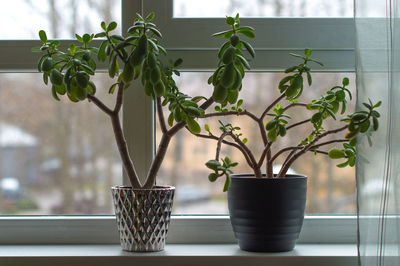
[0,244,357,266]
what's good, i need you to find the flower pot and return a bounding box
[228,174,307,252]
[111,185,175,252]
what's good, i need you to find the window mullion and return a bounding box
[121,0,154,186]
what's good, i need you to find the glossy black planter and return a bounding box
[228,174,307,252]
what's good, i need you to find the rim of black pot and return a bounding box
[111,185,175,191]
[230,174,307,179]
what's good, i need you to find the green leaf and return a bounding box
[337,161,349,168]
[349,137,357,146]
[278,125,286,136]
[237,28,255,38]
[75,34,83,42]
[101,21,107,31]
[328,149,346,159]
[342,77,349,86]
[374,101,382,108]
[206,160,220,171]
[236,54,250,70]
[326,108,337,120]
[242,138,248,144]
[43,72,49,85]
[348,157,356,167]
[223,175,231,192]
[98,40,108,62]
[187,118,201,134]
[80,64,95,75]
[304,48,312,58]
[285,66,298,73]
[108,83,118,94]
[39,30,47,43]
[174,58,183,67]
[149,28,162,38]
[311,112,322,124]
[107,22,118,32]
[268,129,277,142]
[241,40,255,58]
[208,173,219,182]
[306,71,312,86]
[145,12,155,21]
[204,124,210,131]
[373,117,379,131]
[167,112,174,127]
[226,16,235,25]
[51,85,60,101]
[266,120,277,130]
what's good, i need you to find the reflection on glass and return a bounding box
[0,74,121,214]
[157,72,356,215]
[174,0,353,18]
[0,0,121,39]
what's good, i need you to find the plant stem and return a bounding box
[228,132,261,177]
[192,131,253,167]
[202,110,258,122]
[283,102,307,112]
[87,95,113,115]
[88,83,142,188]
[110,112,142,188]
[277,125,348,178]
[156,97,167,134]
[286,118,311,130]
[215,132,229,160]
[143,98,215,189]
[260,94,285,119]
[270,146,330,163]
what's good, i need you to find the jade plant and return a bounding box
[32,13,256,189]
[203,50,381,191]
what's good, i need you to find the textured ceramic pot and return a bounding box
[111,185,175,252]
[228,174,307,252]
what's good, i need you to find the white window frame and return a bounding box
[0,0,356,245]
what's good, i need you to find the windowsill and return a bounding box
[0,244,357,266]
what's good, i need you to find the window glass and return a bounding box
[157,72,356,215]
[174,0,353,18]
[0,73,121,215]
[0,0,121,39]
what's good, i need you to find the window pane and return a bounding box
[0,73,121,215]
[157,72,356,215]
[0,0,121,39]
[174,0,353,18]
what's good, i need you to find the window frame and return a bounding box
[0,0,356,245]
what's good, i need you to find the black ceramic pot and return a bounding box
[228,174,307,252]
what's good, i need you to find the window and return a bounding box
[0,0,356,244]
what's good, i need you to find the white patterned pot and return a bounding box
[111,185,175,252]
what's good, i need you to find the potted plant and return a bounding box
[32,13,256,251]
[201,42,381,251]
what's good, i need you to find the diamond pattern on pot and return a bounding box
[112,186,175,252]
